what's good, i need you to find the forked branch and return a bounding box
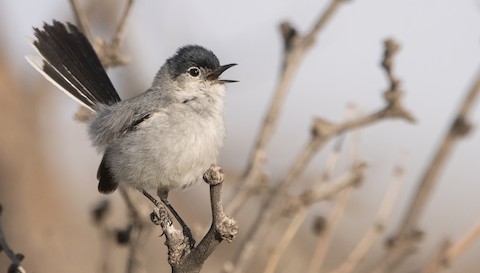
[151,165,238,273]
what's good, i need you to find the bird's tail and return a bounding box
[26,21,121,111]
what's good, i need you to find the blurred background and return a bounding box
[1,0,480,272]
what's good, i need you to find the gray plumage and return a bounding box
[26,21,236,198]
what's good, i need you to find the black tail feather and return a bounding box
[31,21,121,109]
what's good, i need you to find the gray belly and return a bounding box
[106,112,224,192]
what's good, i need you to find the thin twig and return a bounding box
[152,165,238,273]
[227,0,348,217]
[120,189,153,273]
[227,105,410,273]
[306,122,361,273]
[93,0,135,68]
[69,0,93,42]
[262,208,309,273]
[306,188,353,273]
[375,68,480,272]
[330,162,405,273]
[111,0,135,49]
[68,0,135,68]
[225,36,413,273]
[421,239,452,273]
[444,222,480,265]
[0,204,26,273]
[262,163,364,273]
[422,222,480,273]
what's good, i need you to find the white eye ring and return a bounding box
[187,67,200,77]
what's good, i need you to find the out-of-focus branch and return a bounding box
[94,0,135,68]
[120,189,154,273]
[225,37,413,273]
[306,117,362,273]
[421,222,480,273]
[151,165,238,273]
[262,137,345,273]
[307,188,353,273]
[91,199,115,273]
[70,0,136,122]
[262,164,365,273]
[374,68,480,272]
[69,0,93,41]
[421,239,451,273]
[0,204,26,273]
[227,0,348,216]
[330,162,405,273]
[68,0,135,68]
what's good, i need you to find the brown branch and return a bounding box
[307,188,353,273]
[0,204,26,273]
[227,0,348,217]
[421,239,452,273]
[226,103,410,273]
[95,0,135,68]
[375,68,480,272]
[151,165,238,273]
[262,164,365,273]
[225,36,413,273]
[330,162,405,273]
[120,189,154,273]
[68,0,136,121]
[422,222,480,273]
[69,0,93,42]
[91,199,115,273]
[68,0,135,68]
[444,222,480,266]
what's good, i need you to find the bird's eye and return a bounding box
[187,67,200,77]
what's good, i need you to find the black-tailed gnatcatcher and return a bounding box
[26,21,236,217]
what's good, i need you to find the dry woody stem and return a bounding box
[421,222,480,273]
[152,165,238,273]
[329,163,405,273]
[374,68,480,272]
[225,25,414,273]
[0,204,27,273]
[226,0,347,217]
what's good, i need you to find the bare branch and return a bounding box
[422,222,480,273]
[262,208,308,273]
[376,68,480,271]
[225,36,413,273]
[299,163,366,206]
[262,164,365,273]
[0,204,27,273]
[111,0,135,48]
[69,0,93,42]
[307,188,353,273]
[151,165,238,273]
[421,239,452,273]
[227,0,349,216]
[444,222,480,265]
[329,162,405,273]
[120,189,154,273]
[95,0,135,68]
[68,0,135,68]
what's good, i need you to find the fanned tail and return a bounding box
[26,20,121,110]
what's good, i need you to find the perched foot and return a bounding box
[160,197,196,248]
[142,190,196,247]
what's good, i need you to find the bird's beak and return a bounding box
[207,63,238,83]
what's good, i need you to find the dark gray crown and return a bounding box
[167,45,220,78]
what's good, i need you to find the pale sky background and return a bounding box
[2,0,480,271]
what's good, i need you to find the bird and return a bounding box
[26,20,237,226]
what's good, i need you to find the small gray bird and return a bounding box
[26,21,236,218]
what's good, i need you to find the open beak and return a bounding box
[207,63,238,83]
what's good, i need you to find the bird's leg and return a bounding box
[142,190,161,206]
[155,190,196,247]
